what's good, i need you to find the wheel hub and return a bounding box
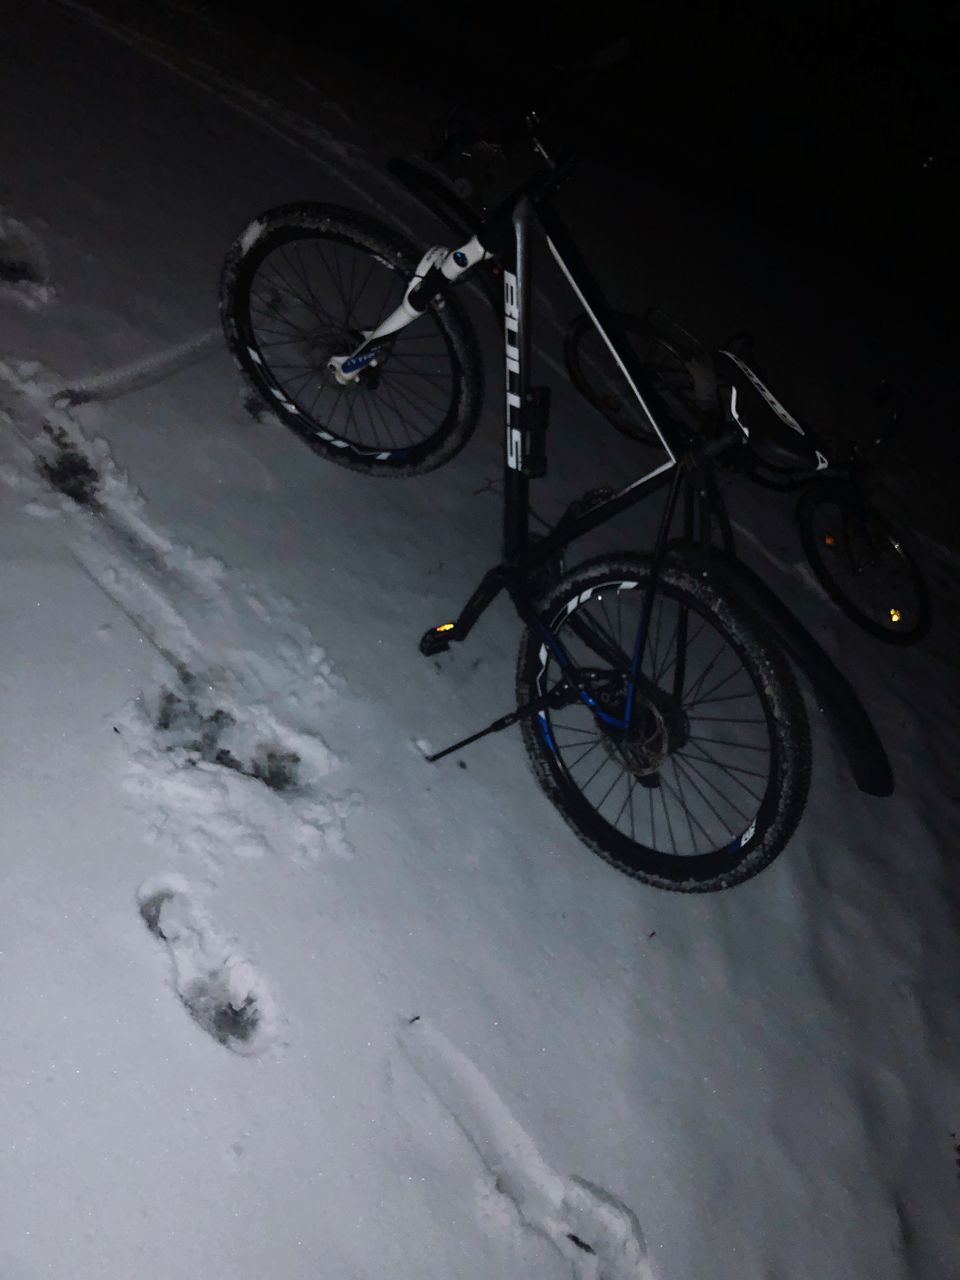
[305,325,357,376]
[599,694,671,777]
[318,328,388,390]
[619,706,669,776]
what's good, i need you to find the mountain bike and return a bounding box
[565,309,931,644]
[219,111,819,892]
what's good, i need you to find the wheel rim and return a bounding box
[572,319,698,438]
[242,232,459,458]
[533,578,775,860]
[572,325,654,437]
[634,333,698,405]
[810,498,924,637]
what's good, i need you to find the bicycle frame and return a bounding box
[500,196,686,562]
[297,154,894,791]
[408,182,745,745]
[330,155,890,791]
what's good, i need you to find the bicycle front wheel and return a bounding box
[517,555,811,892]
[221,203,483,476]
[798,488,930,644]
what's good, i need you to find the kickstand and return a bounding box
[424,690,555,763]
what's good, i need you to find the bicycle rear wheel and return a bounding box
[517,555,810,892]
[563,311,710,443]
[798,488,930,644]
[220,203,482,476]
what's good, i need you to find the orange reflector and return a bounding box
[889,608,902,623]
[823,533,836,547]
[436,622,455,633]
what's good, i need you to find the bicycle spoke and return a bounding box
[687,735,769,754]
[678,748,767,782]
[657,767,708,848]
[678,744,764,803]
[652,615,708,687]
[285,369,318,398]
[668,757,701,849]
[614,773,637,837]
[263,259,332,326]
[686,715,767,725]
[577,751,617,794]
[670,754,742,837]
[365,390,402,450]
[379,380,432,440]
[381,371,449,419]
[595,765,627,815]
[312,240,349,318]
[690,689,761,706]
[658,772,678,854]
[292,241,334,326]
[681,638,736,705]
[306,379,327,423]
[249,304,313,340]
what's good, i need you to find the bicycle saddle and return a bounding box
[716,348,822,471]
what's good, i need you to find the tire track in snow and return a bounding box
[52,0,387,213]
[399,1017,656,1279]
[52,328,222,406]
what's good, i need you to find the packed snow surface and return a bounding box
[0,5,957,1279]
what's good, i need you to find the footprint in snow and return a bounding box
[138,875,276,1055]
[37,425,99,506]
[155,687,301,793]
[0,211,53,307]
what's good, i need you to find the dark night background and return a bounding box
[209,0,958,294]
[83,0,960,545]
[1,7,957,1259]
[193,0,959,541]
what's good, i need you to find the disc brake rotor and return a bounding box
[600,697,670,777]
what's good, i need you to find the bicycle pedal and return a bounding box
[419,621,457,656]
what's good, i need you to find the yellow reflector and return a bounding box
[889,608,902,623]
[436,622,455,633]
[823,533,836,547]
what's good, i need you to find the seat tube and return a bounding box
[502,198,532,562]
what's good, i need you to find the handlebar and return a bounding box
[428,39,634,176]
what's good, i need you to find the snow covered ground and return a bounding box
[1,4,958,1278]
